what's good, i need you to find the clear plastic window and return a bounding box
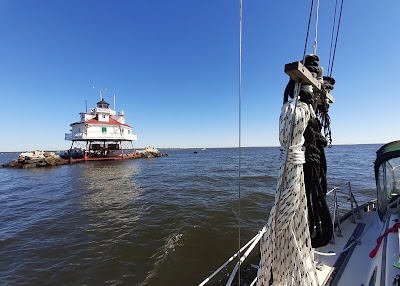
[378,157,400,214]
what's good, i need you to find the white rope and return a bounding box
[313,233,361,257]
[256,94,319,286]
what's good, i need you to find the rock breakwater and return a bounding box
[2,147,168,168]
[137,146,168,158]
[2,150,70,168]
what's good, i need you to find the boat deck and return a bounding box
[316,202,400,285]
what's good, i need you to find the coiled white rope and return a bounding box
[256,93,319,286]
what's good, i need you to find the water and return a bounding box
[0,145,379,285]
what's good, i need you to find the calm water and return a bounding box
[0,145,379,285]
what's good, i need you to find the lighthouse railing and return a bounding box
[64,133,72,140]
[65,132,137,141]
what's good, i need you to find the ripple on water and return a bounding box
[0,146,381,285]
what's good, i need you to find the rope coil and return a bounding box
[257,97,319,286]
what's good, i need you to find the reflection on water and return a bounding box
[79,161,144,249]
[81,161,142,212]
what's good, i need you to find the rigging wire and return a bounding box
[329,0,344,76]
[328,0,339,75]
[237,0,243,284]
[303,0,316,61]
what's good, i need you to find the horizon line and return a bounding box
[0,142,387,153]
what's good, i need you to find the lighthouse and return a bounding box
[64,97,138,160]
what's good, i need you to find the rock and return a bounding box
[2,159,20,168]
[45,155,69,166]
[23,163,38,168]
[137,146,168,158]
[3,150,70,168]
[2,146,167,168]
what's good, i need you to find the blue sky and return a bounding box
[0,1,399,152]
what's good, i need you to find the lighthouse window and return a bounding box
[128,130,131,134]
[102,115,106,119]
[102,127,107,133]
[122,129,124,133]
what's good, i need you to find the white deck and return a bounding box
[315,205,400,285]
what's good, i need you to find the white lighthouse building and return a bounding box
[64,98,138,160]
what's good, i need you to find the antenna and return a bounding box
[93,86,107,101]
[85,100,87,113]
[114,94,116,111]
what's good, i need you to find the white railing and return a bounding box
[64,133,137,141]
[330,182,362,244]
[127,134,138,140]
[95,107,116,115]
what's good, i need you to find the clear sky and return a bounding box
[1,1,399,152]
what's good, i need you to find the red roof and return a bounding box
[71,117,132,128]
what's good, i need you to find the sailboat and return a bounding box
[198,0,400,285]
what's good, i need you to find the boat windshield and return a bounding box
[377,156,400,218]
